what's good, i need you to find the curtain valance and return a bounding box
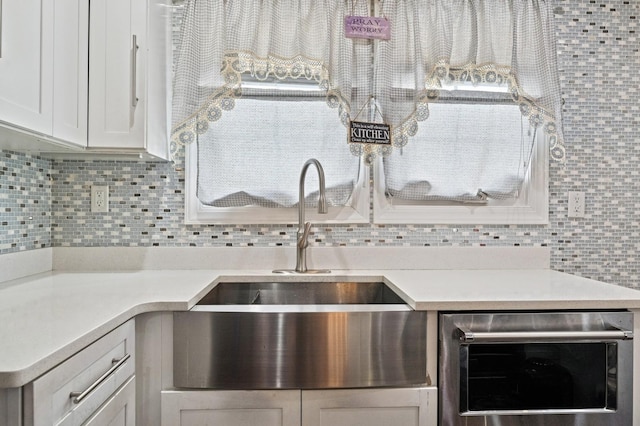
[171,0,565,162]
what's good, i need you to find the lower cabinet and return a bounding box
[160,387,437,426]
[23,319,136,426]
[161,390,301,426]
[84,376,136,426]
[302,388,437,426]
[0,388,21,426]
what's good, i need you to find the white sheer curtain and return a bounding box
[196,97,360,208]
[171,0,367,160]
[171,0,565,164]
[383,102,536,202]
[374,0,564,160]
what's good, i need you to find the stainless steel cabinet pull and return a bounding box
[459,329,633,343]
[131,35,139,107]
[69,353,131,404]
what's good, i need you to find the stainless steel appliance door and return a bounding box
[439,311,634,426]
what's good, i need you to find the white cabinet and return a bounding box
[88,0,171,159]
[302,388,437,426]
[88,0,144,151]
[53,0,89,146]
[0,388,21,426]
[23,319,136,426]
[0,0,54,135]
[84,376,136,426]
[141,312,438,426]
[0,0,171,159]
[160,387,437,426]
[161,390,301,426]
[0,0,87,147]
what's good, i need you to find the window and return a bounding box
[173,0,562,225]
[373,80,549,224]
[184,76,369,224]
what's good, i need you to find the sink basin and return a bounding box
[174,280,427,390]
[196,281,406,305]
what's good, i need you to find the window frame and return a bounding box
[185,131,548,225]
[176,2,554,226]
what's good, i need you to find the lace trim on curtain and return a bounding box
[170,51,352,161]
[386,61,564,162]
[387,101,430,152]
[171,57,564,164]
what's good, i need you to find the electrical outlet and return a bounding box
[568,191,585,218]
[91,185,109,213]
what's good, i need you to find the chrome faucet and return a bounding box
[274,158,330,274]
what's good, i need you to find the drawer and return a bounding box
[83,376,135,426]
[24,319,135,426]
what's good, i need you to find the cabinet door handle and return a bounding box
[131,35,139,107]
[69,353,131,404]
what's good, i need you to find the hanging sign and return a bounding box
[344,16,390,40]
[349,121,392,145]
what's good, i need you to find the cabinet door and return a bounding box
[88,0,145,149]
[302,387,438,426]
[83,377,135,426]
[161,390,301,426]
[52,0,89,146]
[0,0,54,134]
[0,388,21,426]
[24,320,136,426]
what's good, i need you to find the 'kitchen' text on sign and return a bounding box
[349,121,392,145]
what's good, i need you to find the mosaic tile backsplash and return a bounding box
[0,152,51,252]
[2,0,640,288]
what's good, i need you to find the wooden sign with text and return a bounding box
[344,16,390,40]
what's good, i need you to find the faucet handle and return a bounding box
[298,222,312,249]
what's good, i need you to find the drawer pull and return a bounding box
[69,353,131,404]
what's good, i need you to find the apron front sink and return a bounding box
[173,281,427,389]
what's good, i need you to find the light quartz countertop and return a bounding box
[2,268,640,388]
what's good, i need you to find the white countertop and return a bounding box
[2,268,640,388]
[380,269,640,311]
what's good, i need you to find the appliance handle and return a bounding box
[458,328,633,343]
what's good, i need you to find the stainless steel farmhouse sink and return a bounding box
[173,281,427,390]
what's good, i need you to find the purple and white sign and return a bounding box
[344,16,390,40]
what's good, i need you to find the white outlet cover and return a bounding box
[567,191,585,218]
[91,185,109,213]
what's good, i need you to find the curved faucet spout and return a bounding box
[298,159,327,224]
[295,159,328,273]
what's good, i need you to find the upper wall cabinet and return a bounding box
[88,0,171,159]
[53,0,90,146]
[0,0,171,160]
[0,0,55,137]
